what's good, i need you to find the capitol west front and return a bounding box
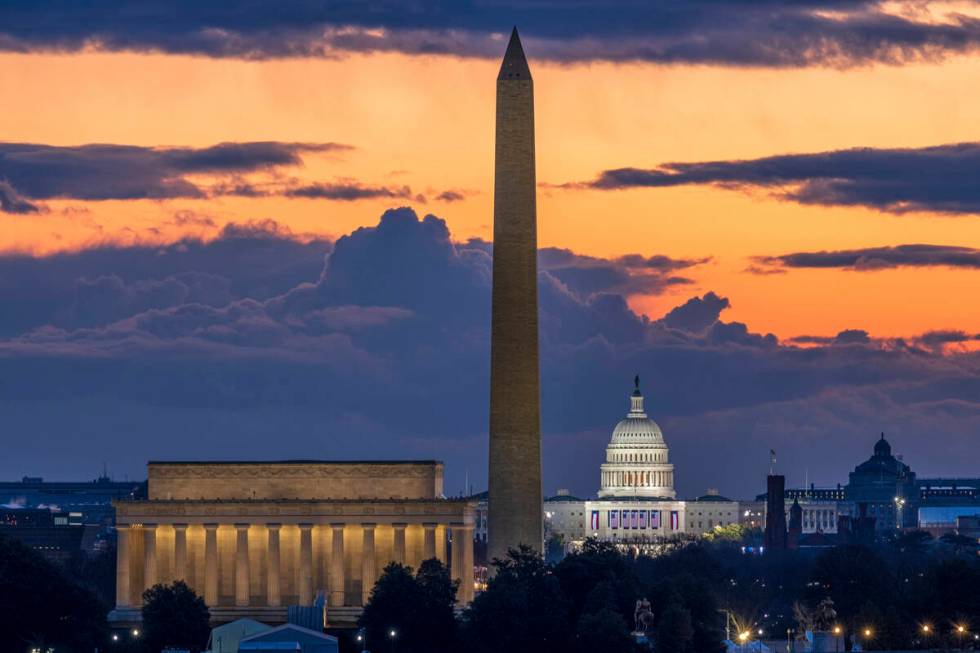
[543,380,740,550]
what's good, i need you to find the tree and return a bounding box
[69,543,117,607]
[0,533,106,651]
[414,559,459,653]
[575,607,632,653]
[462,545,572,653]
[554,538,638,625]
[359,559,458,653]
[141,580,211,653]
[657,602,695,653]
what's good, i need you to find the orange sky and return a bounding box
[2,50,980,338]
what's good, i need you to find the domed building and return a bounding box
[598,377,675,499]
[542,377,740,553]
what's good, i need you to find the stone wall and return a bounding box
[147,461,444,501]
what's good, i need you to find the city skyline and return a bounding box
[1,3,979,498]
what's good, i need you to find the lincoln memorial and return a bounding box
[109,460,476,628]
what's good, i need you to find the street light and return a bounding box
[131,628,140,638]
[388,627,398,653]
[738,631,750,652]
[956,625,967,649]
[833,626,842,653]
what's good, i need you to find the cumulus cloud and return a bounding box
[538,247,707,299]
[754,243,980,272]
[0,207,977,497]
[3,1,980,68]
[565,142,980,216]
[0,219,331,336]
[662,291,730,333]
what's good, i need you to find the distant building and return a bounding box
[845,434,917,530]
[755,486,849,536]
[955,515,980,541]
[739,500,766,531]
[542,379,739,553]
[918,506,980,537]
[0,507,86,564]
[763,475,788,551]
[0,474,145,529]
[110,460,475,629]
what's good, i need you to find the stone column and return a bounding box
[173,524,188,581]
[235,524,250,607]
[450,524,465,592]
[298,524,313,606]
[267,524,281,607]
[204,524,219,606]
[116,525,131,607]
[423,523,437,561]
[143,524,158,589]
[461,525,475,603]
[361,523,376,605]
[329,524,345,607]
[392,523,407,564]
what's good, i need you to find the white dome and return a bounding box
[598,377,676,499]
[611,412,666,446]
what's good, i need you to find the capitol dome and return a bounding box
[598,376,676,499]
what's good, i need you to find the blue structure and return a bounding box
[238,624,338,653]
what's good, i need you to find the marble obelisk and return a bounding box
[488,27,543,562]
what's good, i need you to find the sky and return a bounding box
[0,1,978,499]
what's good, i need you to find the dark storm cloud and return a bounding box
[754,243,980,271]
[0,180,41,214]
[789,329,872,345]
[0,142,348,209]
[538,247,707,298]
[2,1,980,68]
[662,291,730,333]
[286,182,424,203]
[0,219,331,336]
[434,190,468,203]
[569,142,980,215]
[0,207,977,497]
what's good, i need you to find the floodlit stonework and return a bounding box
[543,381,740,552]
[110,461,475,628]
[488,27,544,562]
[598,378,676,499]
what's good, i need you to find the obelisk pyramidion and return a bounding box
[488,27,543,563]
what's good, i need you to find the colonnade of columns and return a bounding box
[115,520,476,612]
[601,470,673,488]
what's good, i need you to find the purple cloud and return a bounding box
[0,207,977,498]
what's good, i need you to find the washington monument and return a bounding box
[488,27,543,562]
